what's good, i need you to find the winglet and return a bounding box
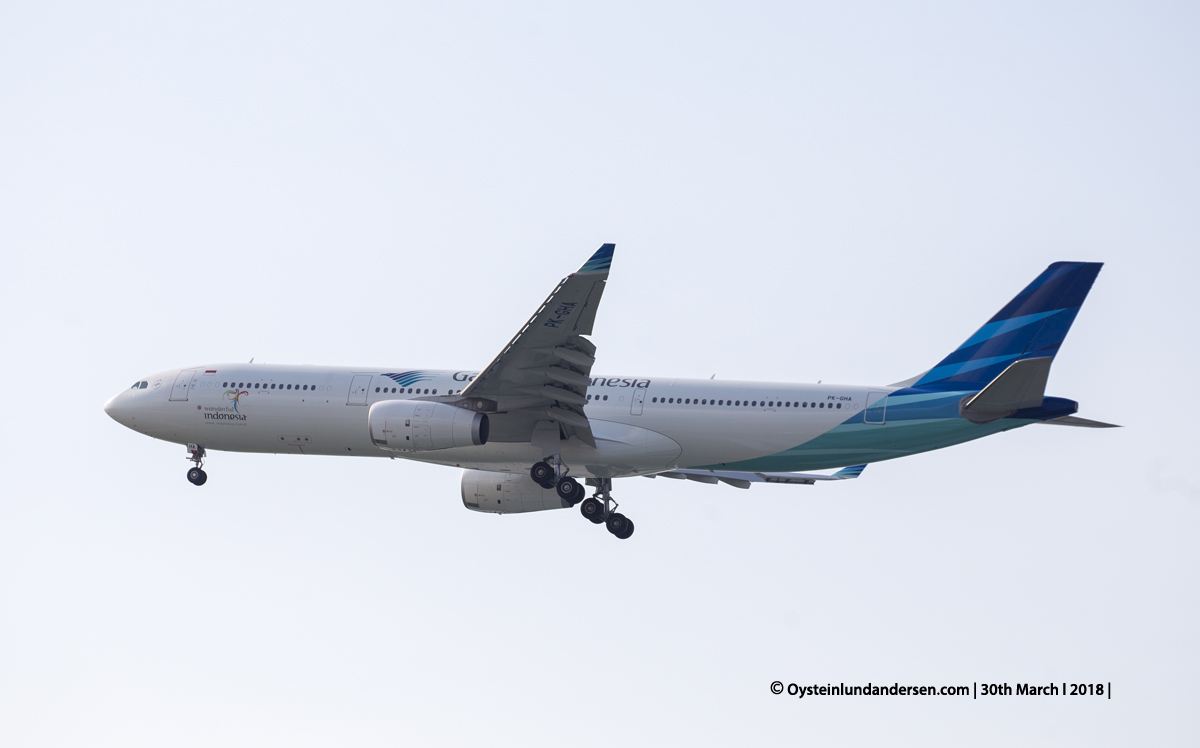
[578,243,615,274]
[833,464,867,479]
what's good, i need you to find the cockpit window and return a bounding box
[131,382,140,389]
[139,381,148,389]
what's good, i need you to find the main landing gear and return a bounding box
[530,459,586,505]
[531,460,632,539]
[580,478,634,540]
[186,443,207,486]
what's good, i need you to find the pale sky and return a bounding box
[1,2,1197,745]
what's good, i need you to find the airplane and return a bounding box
[104,244,1116,540]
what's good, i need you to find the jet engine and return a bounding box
[461,469,572,514]
[368,400,489,451]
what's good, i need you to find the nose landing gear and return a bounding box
[186,443,207,486]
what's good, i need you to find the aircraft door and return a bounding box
[169,369,198,401]
[630,388,646,415]
[864,391,888,424]
[347,375,372,405]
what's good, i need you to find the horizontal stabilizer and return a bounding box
[646,464,867,489]
[960,356,1053,423]
[1037,415,1121,428]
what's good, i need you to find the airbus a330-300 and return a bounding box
[105,245,1116,540]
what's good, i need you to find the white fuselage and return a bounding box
[104,364,884,477]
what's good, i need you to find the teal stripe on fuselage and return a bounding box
[695,417,1036,472]
[880,390,971,408]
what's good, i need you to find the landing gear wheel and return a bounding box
[580,497,605,524]
[530,461,555,488]
[556,476,582,503]
[606,512,632,538]
[569,481,587,505]
[187,467,207,486]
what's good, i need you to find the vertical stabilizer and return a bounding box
[913,262,1102,391]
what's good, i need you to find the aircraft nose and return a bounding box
[104,392,131,425]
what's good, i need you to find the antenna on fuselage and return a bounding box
[249,358,254,363]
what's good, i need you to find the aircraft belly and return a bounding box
[423,419,682,478]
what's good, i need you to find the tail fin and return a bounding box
[913,262,1103,391]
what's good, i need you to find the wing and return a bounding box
[647,464,867,489]
[458,244,614,448]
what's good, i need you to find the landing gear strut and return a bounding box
[580,478,634,539]
[186,443,207,486]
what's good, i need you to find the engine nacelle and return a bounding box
[369,400,489,452]
[461,469,571,514]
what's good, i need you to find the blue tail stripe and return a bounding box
[958,309,1062,349]
[918,354,1021,385]
[915,262,1101,389]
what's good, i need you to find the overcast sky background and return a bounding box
[1,1,1197,745]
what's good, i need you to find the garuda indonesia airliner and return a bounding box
[104,245,1115,540]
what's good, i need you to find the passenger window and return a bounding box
[836,403,841,409]
[603,395,608,401]
[375,387,380,392]
[735,400,740,406]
